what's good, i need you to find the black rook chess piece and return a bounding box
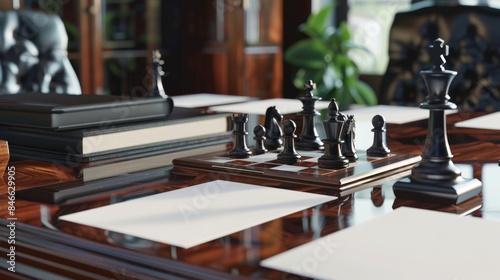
[229,114,253,158]
[318,99,349,169]
[264,106,283,150]
[253,125,268,155]
[277,119,301,164]
[393,38,482,204]
[296,80,324,151]
[366,115,390,157]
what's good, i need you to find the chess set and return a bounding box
[173,82,421,191]
[174,39,483,204]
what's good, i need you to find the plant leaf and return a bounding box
[293,68,324,89]
[284,39,328,69]
[354,80,378,105]
[303,4,334,38]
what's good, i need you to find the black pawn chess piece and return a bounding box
[393,38,482,204]
[318,99,349,169]
[366,115,390,157]
[277,119,301,164]
[264,106,283,150]
[296,80,324,151]
[253,125,268,155]
[341,115,358,162]
[229,114,253,158]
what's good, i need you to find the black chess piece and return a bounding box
[149,50,169,99]
[296,80,324,151]
[277,119,301,164]
[341,115,358,162]
[366,115,391,157]
[264,106,283,150]
[253,125,268,155]
[393,38,482,204]
[229,114,253,158]
[318,99,349,169]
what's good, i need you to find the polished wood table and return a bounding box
[0,111,499,279]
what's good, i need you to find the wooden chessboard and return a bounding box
[172,150,421,191]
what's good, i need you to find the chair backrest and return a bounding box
[0,10,81,94]
[380,2,500,112]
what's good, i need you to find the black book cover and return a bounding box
[0,93,173,130]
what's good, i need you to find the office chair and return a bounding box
[380,1,500,112]
[0,10,81,94]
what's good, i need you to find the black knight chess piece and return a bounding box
[366,115,391,157]
[341,114,358,162]
[264,106,283,150]
[296,80,324,151]
[229,114,253,158]
[318,99,349,169]
[393,38,482,204]
[253,125,268,155]
[277,119,301,164]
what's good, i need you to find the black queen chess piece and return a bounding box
[318,99,349,169]
[277,119,301,164]
[393,38,482,204]
[296,80,324,151]
[229,114,253,159]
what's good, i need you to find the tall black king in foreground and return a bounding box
[393,38,482,204]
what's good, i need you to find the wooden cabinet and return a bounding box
[17,0,283,98]
[171,0,283,98]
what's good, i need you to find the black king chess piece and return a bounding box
[253,125,268,155]
[296,80,324,151]
[229,114,253,158]
[393,38,482,204]
[318,99,349,169]
[366,115,391,157]
[277,119,301,164]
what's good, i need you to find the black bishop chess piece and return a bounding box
[277,119,301,164]
[366,115,391,157]
[318,99,349,169]
[149,50,169,99]
[253,125,268,155]
[341,114,358,162]
[393,38,482,205]
[296,80,324,151]
[229,114,253,159]
[264,106,283,150]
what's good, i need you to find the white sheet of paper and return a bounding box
[454,111,500,130]
[261,207,500,280]
[343,105,456,124]
[171,93,252,108]
[209,98,331,114]
[59,180,336,249]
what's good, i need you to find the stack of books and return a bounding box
[0,93,233,181]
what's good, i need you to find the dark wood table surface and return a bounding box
[1,111,499,279]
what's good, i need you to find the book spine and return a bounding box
[0,129,83,154]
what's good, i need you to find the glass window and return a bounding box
[347,0,412,74]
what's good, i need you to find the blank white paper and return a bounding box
[59,180,336,249]
[171,93,252,108]
[454,111,500,130]
[261,207,500,280]
[209,98,331,115]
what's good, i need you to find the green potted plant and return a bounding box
[284,4,377,108]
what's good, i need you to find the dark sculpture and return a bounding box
[0,10,81,94]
